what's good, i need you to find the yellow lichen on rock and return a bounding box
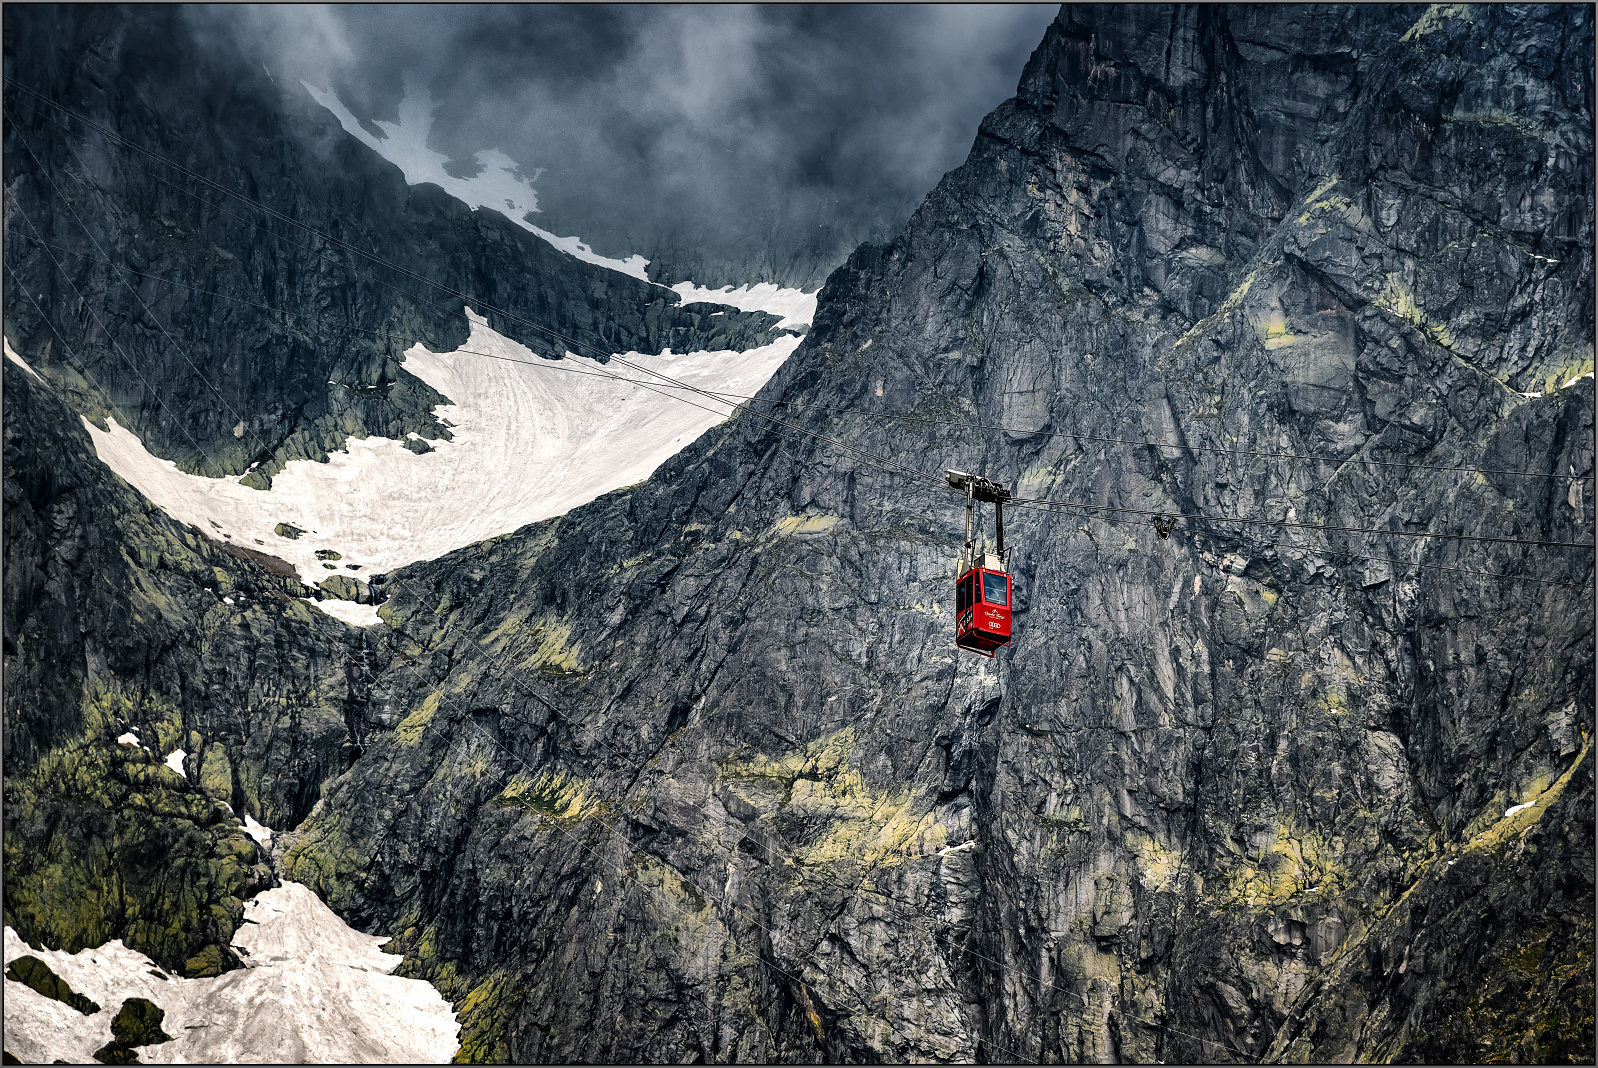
[494,769,602,821]
[770,513,841,538]
[396,692,442,744]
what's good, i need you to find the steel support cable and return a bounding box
[765,399,1597,482]
[1005,492,1593,551]
[23,228,1598,572]
[20,231,1596,575]
[10,97,1589,551]
[7,206,214,462]
[1071,509,1594,589]
[18,217,1586,491]
[7,123,268,453]
[8,236,1586,574]
[13,87,1587,489]
[14,232,758,400]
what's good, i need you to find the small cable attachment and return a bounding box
[1152,514,1176,540]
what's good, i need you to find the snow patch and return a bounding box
[5,338,44,381]
[1563,370,1594,388]
[1504,801,1534,818]
[3,883,457,1063]
[84,310,796,586]
[163,750,187,778]
[302,598,386,628]
[671,281,818,331]
[303,82,650,281]
[116,732,145,750]
[242,813,274,848]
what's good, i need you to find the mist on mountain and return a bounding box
[187,4,1061,288]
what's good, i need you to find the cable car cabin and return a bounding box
[955,563,1012,656]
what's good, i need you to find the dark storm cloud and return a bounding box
[192,4,1059,286]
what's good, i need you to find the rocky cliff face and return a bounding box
[5,3,1594,1064]
[2,356,356,976]
[272,4,1594,1062]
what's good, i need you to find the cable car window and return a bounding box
[957,575,969,613]
[982,572,1009,606]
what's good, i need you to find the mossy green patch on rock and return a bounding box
[318,574,371,603]
[180,943,232,979]
[493,770,602,822]
[5,955,100,1015]
[451,973,523,1064]
[3,683,269,974]
[198,742,233,802]
[110,997,172,1046]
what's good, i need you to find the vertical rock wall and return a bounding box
[277,4,1593,1063]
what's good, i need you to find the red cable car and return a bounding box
[947,471,1013,657]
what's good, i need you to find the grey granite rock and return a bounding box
[4,4,1592,1063]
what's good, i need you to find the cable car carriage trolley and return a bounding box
[947,470,1012,657]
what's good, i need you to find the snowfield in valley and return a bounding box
[81,310,800,595]
[3,883,458,1064]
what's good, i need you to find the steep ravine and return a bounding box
[271,4,1593,1064]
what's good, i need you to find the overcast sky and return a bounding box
[196,4,1060,287]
